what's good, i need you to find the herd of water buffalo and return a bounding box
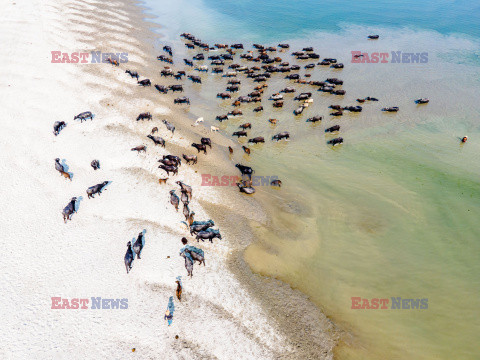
[52,32,430,274]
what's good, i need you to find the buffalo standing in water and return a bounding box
[325,125,340,133]
[248,137,265,144]
[306,116,322,123]
[327,137,344,146]
[237,181,255,194]
[235,164,254,178]
[124,241,134,274]
[272,132,290,141]
[382,107,399,112]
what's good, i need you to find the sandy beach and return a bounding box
[0,0,338,358]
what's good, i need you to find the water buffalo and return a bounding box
[280,87,296,93]
[271,179,282,187]
[191,143,207,154]
[131,145,146,153]
[174,97,190,105]
[189,220,214,235]
[176,181,192,200]
[325,125,340,132]
[159,158,177,167]
[233,131,247,137]
[235,163,254,177]
[87,181,108,199]
[272,132,290,141]
[382,107,399,112]
[162,120,175,135]
[183,154,197,165]
[147,135,165,147]
[327,137,344,146]
[159,164,178,176]
[188,75,202,83]
[295,92,312,100]
[91,160,100,170]
[125,70,139,79]
[237,182,255,194]
[217,93,231,99]
[136,112,152,121]
[125,241,134,273]
[133,232,144,259]
[155,84,169,94]
[294,106,305,115]
[74,111,93,122]
[53,121,66,136]
[415,98,429,104]
[285,74,300,80]
[248,137,265,144]
[164,155,181,166]
[62,197,77,223]
[196,230,222,243]
[170,190,179,211]
[228,109,242,116]
[326,78,343,85]
[344,106,362,112]
[138,79,151,86]
[216,115,228,122]
[169,84,183,92]
[306,116,322,123]
[201,137,212,148]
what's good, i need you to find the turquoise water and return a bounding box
[141,1,480,359]
[144,0,480,41]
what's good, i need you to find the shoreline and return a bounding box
[132,0,341,357]
[1,0,338,359]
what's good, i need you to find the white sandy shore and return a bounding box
[0,0,336,359]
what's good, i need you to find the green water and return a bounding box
[142,0,480,357]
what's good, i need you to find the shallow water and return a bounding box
[141,0,480,358]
